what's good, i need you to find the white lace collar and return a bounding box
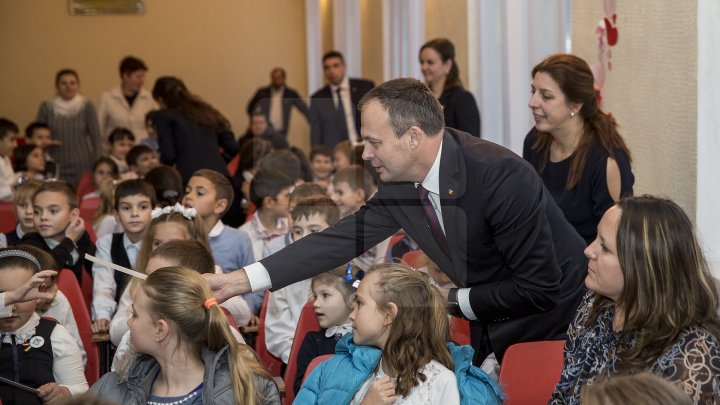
[325,323,353,338]
[1,312,41,344]
[50,94,87,117]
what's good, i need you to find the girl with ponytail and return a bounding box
[524,53,635,244]
[92,266,279,404]
[296,263,502,405]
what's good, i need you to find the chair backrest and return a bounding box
[283,300,321,404]
[79,197,99,223]
[56,268,100,386]
[302,354,333,386]
[79,268,93,314]
[450,317,471,346]
[0,201,15,233]
[498,340,566,405]
[76,172,95,199]
[226,154,240,176]
[255,289,283,376]
[401,249,425,269]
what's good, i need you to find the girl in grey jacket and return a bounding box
[91,267,279,404]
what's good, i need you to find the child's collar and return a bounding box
[0,313,41,344]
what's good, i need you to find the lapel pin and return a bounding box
[448,189,455,196]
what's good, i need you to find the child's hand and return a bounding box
[64,216,86,242]
[92,318,110,333]
[361,376,396,405]
[37,382,70,404]
[248,315,260,326]
[5,270,57,305]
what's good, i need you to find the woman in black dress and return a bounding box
[419,38,481,137]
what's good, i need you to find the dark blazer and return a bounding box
[262,128,587,361]
[246,86,310,135]
[309,78,375,149]
[21,231,96,283]
[439,86,481,137]
[154,108,238,184]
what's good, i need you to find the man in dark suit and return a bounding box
[246,67,310,136]
[206,78,587,363]
[309,50,374,149]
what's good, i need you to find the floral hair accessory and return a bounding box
[150,203,197,220]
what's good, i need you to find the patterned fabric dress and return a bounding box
[37,95,101,186]
[550,292,720,404]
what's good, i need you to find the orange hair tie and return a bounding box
[203,297,218,309]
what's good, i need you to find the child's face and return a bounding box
[14,197,35,231]
[183,176,222,220]
[0,267,38,331]
[331,181,365,216]
[291,213,330,242]
[145,119,157,140]
[115,195,153,240]
[33,191,78,240]
[266,186,292,218]
[349,272,392,348]
[333,150,350,171]
[145,256,177,275]
[93,162,116,189]
[312,282,352,329]
[128,287,157,354]
[28,128,52,148]
[0,132,18,157]
[25,147,46,173]
[132,152,159,177]
[151,222,190,251]
[310,154,333,180]
[110,138,134,160]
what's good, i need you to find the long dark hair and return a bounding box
[419,38,462,90]
[152,76,230,133]
[531,54,631,190]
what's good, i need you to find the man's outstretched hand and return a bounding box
[202,268,253,303]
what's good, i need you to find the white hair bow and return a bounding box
[150,203,197,220]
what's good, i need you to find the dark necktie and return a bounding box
[417,185,450,256]
[336,87,349,139]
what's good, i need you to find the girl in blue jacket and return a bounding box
[295,263,502,405]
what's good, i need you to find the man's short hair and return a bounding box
[150,239,215,275]
[120,56,148,76]
[249,169,294,209]
[127,144,154,167]
[333,165,374,198]
[271,67,286,77]
[114,179,156,210]
[358,78,444,138]
[34,181,78,209]
[322,50,345,63]
[25,122,50,138]
[290,195,340,227]
[0,118,19,140]
[191,169,234,216]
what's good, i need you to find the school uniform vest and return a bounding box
[110,233,131,302]
[0,318,57,405]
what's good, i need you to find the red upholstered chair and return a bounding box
[450,317,471,346]
[498,340,566,405]
[76,172,95,199]
[283,300,321,405]
[0,201,15,233]
[302,354,333,385]
[401,249,425,269]
[226,154,240,176]
[79,197,99,224]
[255,289,283,377]
[56,268,100,386]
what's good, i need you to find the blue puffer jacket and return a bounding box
[294,334,503,405]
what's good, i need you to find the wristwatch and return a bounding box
[447,288,464,318]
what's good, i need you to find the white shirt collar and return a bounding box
[123,233,141,250]
[417,139,443,195]
[330,76,350,93]
[208,220,225,238]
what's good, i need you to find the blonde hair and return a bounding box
[91,178,117,226]
[143,267,273,404]
[13,179,43,204]
[365,263,453,397]
[581,373,692,405]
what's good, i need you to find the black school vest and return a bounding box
[110,233,131,302]
[0,318,56,405]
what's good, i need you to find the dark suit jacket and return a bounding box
[21,231,96,283]
[439,86,481,137]
[261,128,587,361]
[246,86,310,135]
[309,78,375,148]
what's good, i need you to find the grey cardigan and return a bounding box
[91,346,280,404]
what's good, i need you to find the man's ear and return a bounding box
[213,198,228,216]
[407,126,422,150]
[384,302,398,326]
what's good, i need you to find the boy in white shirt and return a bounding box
[0,118,19,201]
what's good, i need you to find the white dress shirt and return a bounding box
[330,76,359,145]
[91,233,140,322]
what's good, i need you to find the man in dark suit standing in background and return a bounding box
[206,78,587,365]
[309,50,374,149]
[246,67,310,136]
